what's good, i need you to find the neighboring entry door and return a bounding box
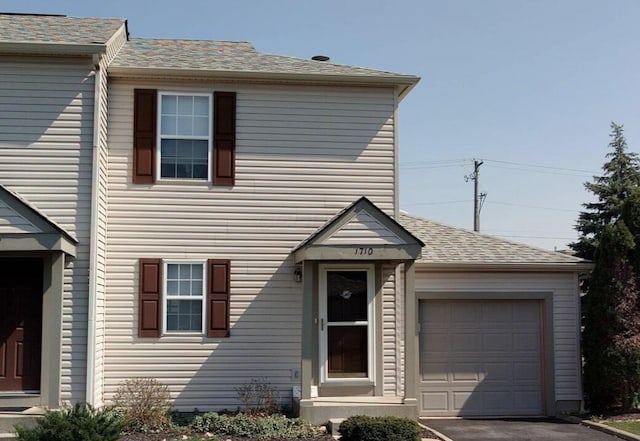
[319,266,374,383]
[0,258,43,392]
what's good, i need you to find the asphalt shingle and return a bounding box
[0,13,125,45]
[399,212,589,266]
[110,38,418,80]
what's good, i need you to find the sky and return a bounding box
[3,0,639,250]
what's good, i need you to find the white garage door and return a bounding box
[419,299,543,416]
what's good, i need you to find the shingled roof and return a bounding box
[109,38,419,96]
[399,212,591,269]
[0,13,125,45]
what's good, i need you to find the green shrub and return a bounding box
[15,402,123,441]
[191,412,322,439]
[112,377,172,432]
[339,415,420,441]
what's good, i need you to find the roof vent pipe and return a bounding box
[311,55,330,62]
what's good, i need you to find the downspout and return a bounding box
[86,52,102,406]
[393,86,405,397]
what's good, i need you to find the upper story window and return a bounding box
[158,93,212,180]
[133,89,236,185]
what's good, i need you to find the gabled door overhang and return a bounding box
[293,197,424,263]
[0,184,77,256]
[293,197,424,422]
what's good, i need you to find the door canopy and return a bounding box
[0,184,77,256]
[293,197,424,263]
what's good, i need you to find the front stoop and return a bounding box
[0,407,45,439]
[299,397,418,425]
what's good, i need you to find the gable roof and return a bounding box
[0,13,125,44]
[399,212,591,271]
[0,183,77,255]
[294,197,423,262]
[0,13,126,55]
[108,38,419,98]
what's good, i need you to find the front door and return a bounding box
[319,266,374,383]
[0,258,43,392]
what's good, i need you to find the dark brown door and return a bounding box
[0,258,43,392]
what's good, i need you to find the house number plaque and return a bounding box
[354,247,374,256]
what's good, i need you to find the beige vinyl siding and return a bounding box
[414,271,582,401]
[105,81,398,409]
[0,58,96,403]
[322,212,404,245]
[381,264,398,396]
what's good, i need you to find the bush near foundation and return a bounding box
[14,402,123,441]
[338,415,420,441]
[190,412,323,439]
[112,377,172,432]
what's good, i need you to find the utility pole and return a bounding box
[465,160,486,232]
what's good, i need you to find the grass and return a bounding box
[604,420,640,435]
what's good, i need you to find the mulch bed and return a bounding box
[120,426,439,440]
[120,432,335,441]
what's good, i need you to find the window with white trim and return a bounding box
[159,93,212,180]
[164,262,205,332]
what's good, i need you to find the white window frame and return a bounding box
[318,264,375,385]
[163,261,207,334]
[157,92,213,182]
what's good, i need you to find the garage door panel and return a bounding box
[514,362,541,381]
[419,299,543,416]
[451,303,482,324]
[483,333,512,350]
[421,391,448,412]
[421,362,448,381]
[451,333,481,351]
[514,333,539,351]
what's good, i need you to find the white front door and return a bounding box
[319,265,375,384]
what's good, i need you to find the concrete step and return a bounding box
[328,417,345,438]
[0,407,44,435]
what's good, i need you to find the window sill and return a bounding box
[320,379,375,387]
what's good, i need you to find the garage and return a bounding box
[418,299,543,416]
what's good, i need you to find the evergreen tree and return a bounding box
[572,123,640,412]
[573,123,640,260]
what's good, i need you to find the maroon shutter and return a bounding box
[207,259,231,337]
[213,92,236,186]
[138,258,162,337]
[133,89,157,184]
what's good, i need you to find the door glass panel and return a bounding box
[328,326,367,378]
[327,271,367,322]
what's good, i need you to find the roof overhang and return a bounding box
[0,41,107,56]
[415,262,594,272]
[107,66,420,100]
[0,184,78,257]
[293,197,424,263]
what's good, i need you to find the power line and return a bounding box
[481,158,598,174]
[403,200,469,206]
[484,164,593,177]
[495,234,577,240]
[399,157,599,176]
[485,200,578,213]
[404,199,579,213]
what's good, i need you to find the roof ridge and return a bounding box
[130,37,254,45]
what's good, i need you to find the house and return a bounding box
[0,13,591,424]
